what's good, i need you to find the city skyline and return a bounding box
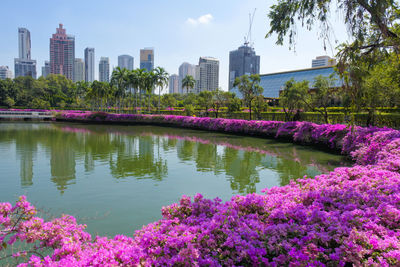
[0,0,349,91]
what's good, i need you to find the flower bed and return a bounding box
[1,111,400,266]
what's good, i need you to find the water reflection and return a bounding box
[0,123,349,195]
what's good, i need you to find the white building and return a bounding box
[198,57,219,92]
[99,57,110,82]
[73,58,84,82]
[169,74,179,94]
[84,47,95,82]
[0,66,12,79]
[18,28,31,60]
[178,62,197,94]
[312,56,336,68]
[118,55,134,70]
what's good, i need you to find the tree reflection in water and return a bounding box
[0,123,349,195]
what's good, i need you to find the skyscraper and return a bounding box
[73,58,84,82]
[15,27,36,79]
[118,55,134,70]
[228,44,260,90]
[0,66,13,80]
[312,56,336,68]
[140,48,154,72]
[18,28,31,60]
[169,74,179,94]
[178,62,197,94]
[84,48,95,82]
[41,61,50,78]
[99,57,110,82]
[198,57,219,92]
[49,24,75,80]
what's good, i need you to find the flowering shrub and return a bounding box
[1,111,400,265]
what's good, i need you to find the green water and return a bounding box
[0,122,349,237]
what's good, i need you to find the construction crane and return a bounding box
[244,8,256,47]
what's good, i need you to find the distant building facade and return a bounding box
[169,74,179,94]
[84,48,95,82]
[230,66,342,98]
[49,24,75,80]
[42,61,50,78]
[73,58,84,82]
[14,59,37,79]
[140,48,154,72]
[99,57,110,82]
[178,62,197,94]
[18,28,31,60]
[118,55,134,70]
[15,27,36,79]
[198,57,219,92]
[0,66,12,79]
[312,56,336,68]
[228,44,260,90]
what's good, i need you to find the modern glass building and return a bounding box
[41,61,50,78]
[118,55,134,71]
[0,66,13,79]
[99,57,110,82]
[228,44,260,90]
[50,24,75,80]
[84,48,95,82]
[140,48,154,72]
[14,58,37,79]
[73,58,84,82]
[230,66,342,98]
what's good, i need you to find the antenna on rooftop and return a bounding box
[244,8,256,47]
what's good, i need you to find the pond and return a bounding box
[0,122,350,236]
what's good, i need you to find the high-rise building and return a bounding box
[118,55,134,70]
[42,61,50,78]
[0,66,13,80]
[140,48,154,72]
[14,59,37,79]
[99,57,110,82]
[15,27,36,79]
[73,58,84,82]
[198,57,219,92]
[49,24,75,80]
[84,48,95,82]
[169,74,179,94]
[18,28,31,60]
[228,44,260,90]
[312,56,336,68]
[178,62,197,94]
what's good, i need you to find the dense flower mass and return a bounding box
[1,111,400,266]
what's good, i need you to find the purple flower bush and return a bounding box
[1,111,400,266]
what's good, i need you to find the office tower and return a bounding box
[14,59,37,79]
[49,24,75,80]
[140,48,154,72]
[312,56,336,68]
[41,61,50,78]
[84,48,95,82]
[228,44,260,90]
[178,62,197,94]
[18,28,31,59]
[118,55,134,70]
[73,58,85,82]
[0,66,13,79]
[99,57,110,82]
[198,57,219,92]
[15,27,37,79]
[169,74,179,94]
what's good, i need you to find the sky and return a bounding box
[0,0,350,92]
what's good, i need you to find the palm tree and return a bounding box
[153,67,169,113]
[142,71,157,113]
[182,75,196,94]
[111,67,128,112]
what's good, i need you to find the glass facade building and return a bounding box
[140,48,154,72]
[118,55,134,71]
[230,66,342,98]
[228,44,260,90]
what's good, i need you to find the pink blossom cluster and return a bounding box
[1,111,400,265]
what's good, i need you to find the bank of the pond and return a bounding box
[1,111,400,266]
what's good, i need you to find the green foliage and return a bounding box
[182,75,196,94]
[279,78,309,121]
[233,74,263,120]
[184,104,195,116]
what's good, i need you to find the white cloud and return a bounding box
[186,14,213,26]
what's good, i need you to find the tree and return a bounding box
[182,75,196,95]
[233,74,263,120]
[198,91,213,116]
[311,75,338,123]
[153,67,169,113]
[211,89,229,118]
[279,79,309,121]
[111,67,129,112]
